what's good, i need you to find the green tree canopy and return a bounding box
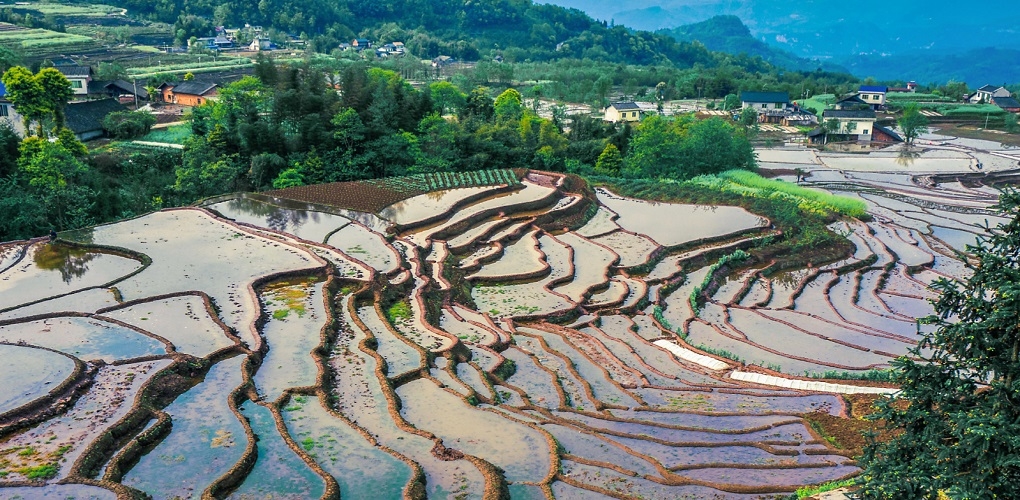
[594,142,623,176]
[859,189,1020,499]
[898,102,929,145]
[494,88,524,122]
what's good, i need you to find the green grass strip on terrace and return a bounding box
[684,170,867,218]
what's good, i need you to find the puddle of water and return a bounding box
[0,243,141,311]
[326,223,399,273]
[102,295,234,359]
[0,344,77,414]
[0,316,166,362]
[0,360,170,482]
[122,355,248,499]
[281,394,412,499]
[207,194,351,243]
[596,190,767,247]
[255,280,326,401]
[396,379,552,483]
[230,401,326,499]
[591,231,659,269]
[381,186,502,226]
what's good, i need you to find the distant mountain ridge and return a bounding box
[658,15,846,73]
[541,0,1020,84]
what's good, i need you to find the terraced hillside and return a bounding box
[0,148,1004,498]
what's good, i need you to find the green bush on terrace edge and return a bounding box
[683,170,867,218]
[795,478,856,499]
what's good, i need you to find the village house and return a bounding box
[56,65,93,98]
[858,86,887,110]
[0,81,27,137]
[888,81,919,93]
[89,80,149,104]
[604,102,642,123]
[834,94,870,110]
[740,91,789,112]
[432,55,455,68]
[159,81,218,106]
[969,85,1011,104]
[993,96,1020,113]
[822,109,877,142]
[65,98,126,141]
[249,37,273,51]
[352,38,372,50]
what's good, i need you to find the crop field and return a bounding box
[0,22,98,57]
[0,135,1000,497]
[0,2,123,17]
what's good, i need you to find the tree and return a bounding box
[1003,113,1018,134]
[594,143,623,176]
[2,66,46,134]
[723,93,740,111]
[738,107,758,128]
[35,68,73,129]
[898,103,928,145]
[493,88,523,122]
[822,118,841,144]
[429,81,466,115]
[859,189,1020,499]
[0,121,20,177]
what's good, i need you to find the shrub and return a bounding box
[103,110,157,140]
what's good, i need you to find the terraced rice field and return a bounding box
[0,153,998,497]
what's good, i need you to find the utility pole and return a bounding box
[132,78,138,109]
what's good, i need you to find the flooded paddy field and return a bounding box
[0,151,994,497]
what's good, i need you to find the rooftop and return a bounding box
[740,91,789,103]
[823,109,877,119]
[978,84,1003,92]
[994,96,1020,109]
[57,65,92,78]
[169,81,218,96]
[858,85,888,93]
[610,102,641,111]
[65,98,125,135]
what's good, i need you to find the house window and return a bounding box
[0,105,7,117]
[71,80,83,89]
[862,129,869,135]
[761,104,766,109]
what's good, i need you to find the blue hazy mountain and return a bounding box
[541,0,1020,83]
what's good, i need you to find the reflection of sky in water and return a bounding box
[931,225,982,253]
[206,194,352,244]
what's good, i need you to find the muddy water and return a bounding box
[0,243,141,311]
[447,218,507,251]
[591,231,659,269]
[472,280,574,319]
[356,305,422,378]
[281,394,412,499]
[553,232,614,302]
[585,279,628,307]
[680,464,859,488]
[542,423,660,476]
[230,401,326,499]
[575,206,620,238]
[102,295,234,358]
[0,316,166,362]
[0,485,117,499]
[381,186,501,226]
[396,378,553,483]
[440,310,498,346]
[561,460,761,498]
[0,288,119,321]
[501,347,563,408]
[74,210,319,348]
[1,360,170,481]
[635,388,841,415]
[326,223,400,274]
[254,279,326,400]
[122,355,248,499]
[0,344,77,414]
[207,195,351,243]
[596,189,767,247]
[685,321,837,376]
[469,229,545,281]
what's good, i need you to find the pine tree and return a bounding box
[858,189,1020,499]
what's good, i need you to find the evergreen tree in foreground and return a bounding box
[858,190,1020,499]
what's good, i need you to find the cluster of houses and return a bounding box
[0,60,225,141]
[338,39,407,58]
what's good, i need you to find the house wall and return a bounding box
[604,107,640,123]
[993,88,1011,98]
[833,118,875,141]
[859,92,885,108]
[161,87,174,103]
[172,92,210,106]
[742,101,788,111]
[69,76,89,96]
[0,102,28,137]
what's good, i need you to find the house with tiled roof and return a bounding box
[858,86,888,110]
[604,102,642,123]
[993,96,1020,113]
[56,65,93,97]
[65,98,125,141]
[159,81,218,106]
[969,85,1011,104]
[822,109,878,142]
[740,92,789,113]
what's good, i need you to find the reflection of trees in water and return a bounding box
[227,198,312,234]
[896,149,921,167]
[33,243,98,284]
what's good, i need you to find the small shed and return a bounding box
[604,102,642,123]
